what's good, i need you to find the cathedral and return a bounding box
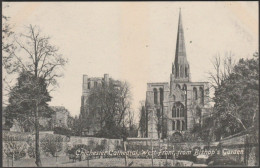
[145,10,211,139]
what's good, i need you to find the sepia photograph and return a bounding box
[2,1,259,167]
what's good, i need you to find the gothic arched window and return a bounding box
[193,87,198,101]
[199,87,204,105]
[159,88,164,105]
[88,82,91,89]
[180,108,184,117]
[182,121,185,130]
[177,120,180,130]
[153,88,158,105]
[180,65,183,77]
[185,67,188,77]
[173,102,184,118]
[175,65,179,77]
[182,84,187,93]
[172,121,175,130]
[172,106,176,118]
[182,84,187,104]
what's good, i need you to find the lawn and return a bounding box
[3,156,207,167]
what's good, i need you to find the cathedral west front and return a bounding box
[145,10,211,139]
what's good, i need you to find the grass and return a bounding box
[3,156,206,167]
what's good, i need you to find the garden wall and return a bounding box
[2,131,122,160]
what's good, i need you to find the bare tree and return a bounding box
[84,79,132,138]
[3,25,67,167]
[208,52,236,89]
[2,4,16,106]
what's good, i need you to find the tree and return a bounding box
[67,114,75,130]
[84,79,132,138]
[2,4,14,66]
[212,52,259,140]
[208,52,236,89]
[3,135,27,166]
[40,134,63,157]
[5,71,53,132]
[3,25,67,167]
[70,115,83,136]
[2,4,16,107]
[138,101,147,137]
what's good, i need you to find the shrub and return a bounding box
[88,139,96,150]
[27,145,35,158]
[66,144,91,161]
[3,138,26,160]
[53,127,72,136]
[26,136,35,158]
[40,134,63,157]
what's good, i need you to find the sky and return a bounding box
[2,2,258,121]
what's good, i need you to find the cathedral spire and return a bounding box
[172,8,190,81]
[175,8,186,62]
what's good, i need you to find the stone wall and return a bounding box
[2,131,122,159]
[219,133,259,166]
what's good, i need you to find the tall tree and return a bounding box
[212,52,259,140]
[5,71,53,132]
[84,79,132,138]
[208,52,236,89]
[3,25,67,167]
[138,101,147,137]
[2,4,16,106]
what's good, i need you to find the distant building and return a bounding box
[144,10,211,139]
[80,74,119,136]
[50,106,69,128]
[2,105,71,133]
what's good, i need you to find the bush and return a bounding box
[27,145,35,158]
[53,127,72,136]
[66,144,91,161]
[40,134,63,157]
[3,139,26,160]
[25,136,35,158]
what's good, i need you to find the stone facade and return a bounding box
[145,10,211,139]
[80,74,110,135]
[51,106,69,128]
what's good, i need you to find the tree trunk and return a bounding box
[35,103,42,167]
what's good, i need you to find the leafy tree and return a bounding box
[3,25,67,166]
[3,135,26,161]
[53,127,72,136]
[40,134,63,157]
[5,71,53,132]
[27,136,36,158]
[138,103,147,138]
[213,52,259,140]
